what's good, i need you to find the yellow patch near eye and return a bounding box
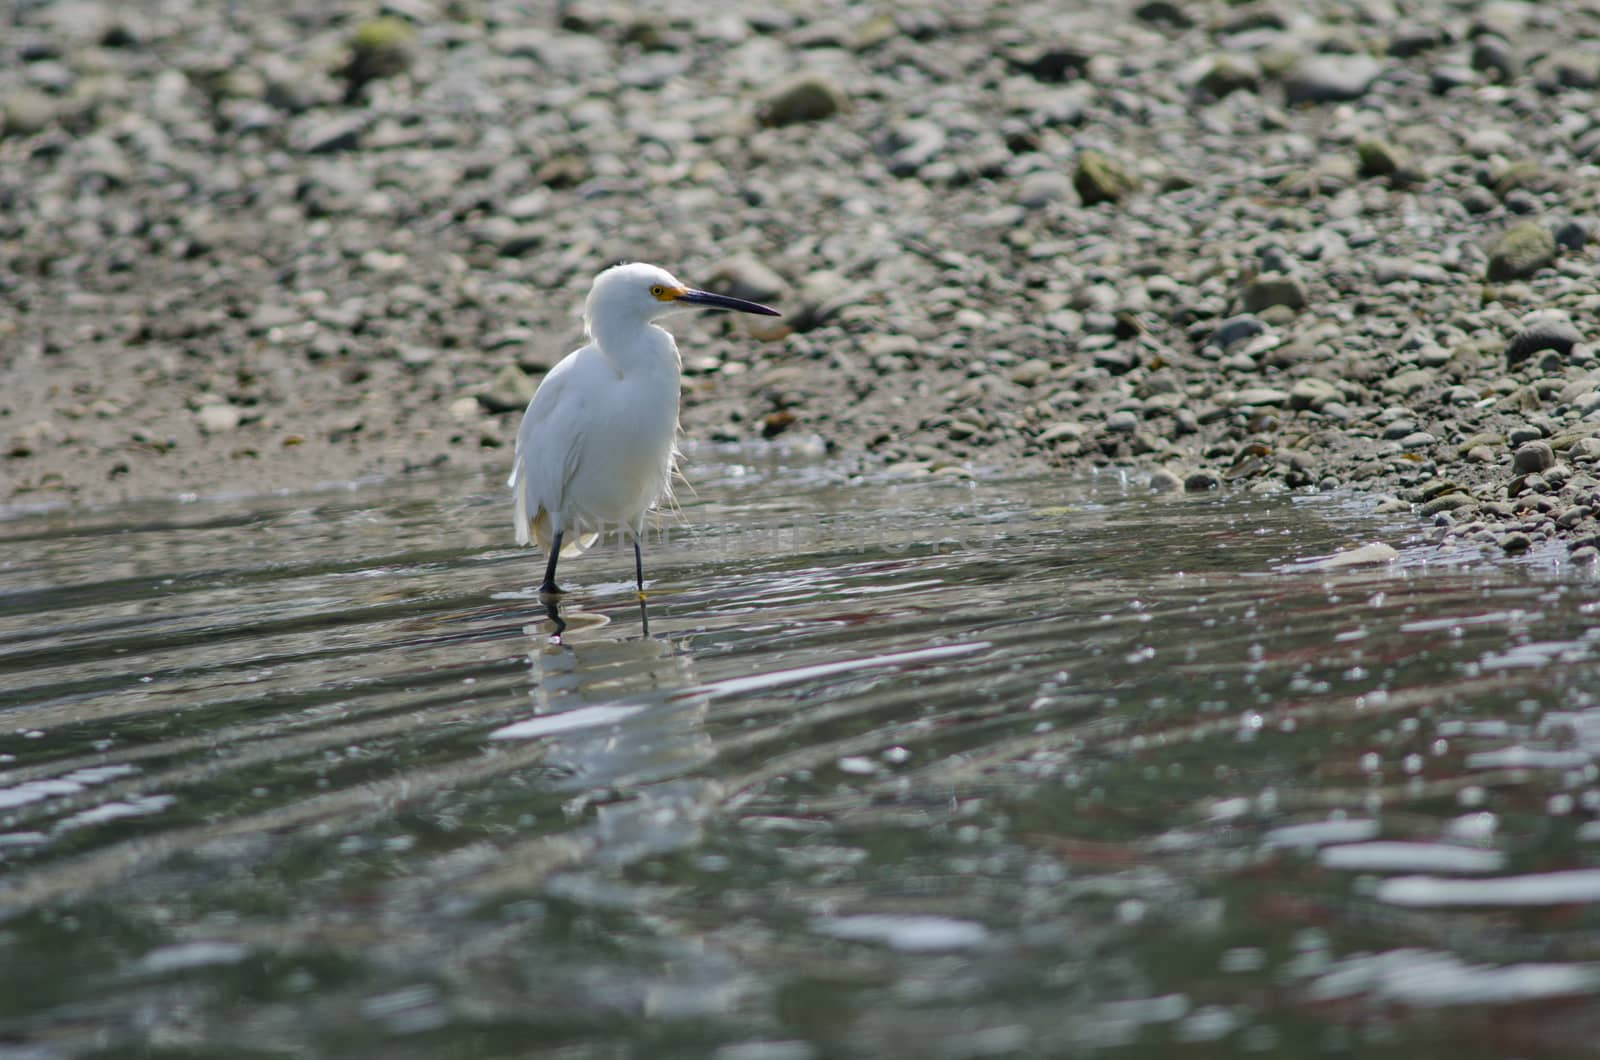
[651,285,684,302]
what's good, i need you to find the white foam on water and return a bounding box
[810,913,989,951]
[1318,841,1504,874]
[1379,868,1600,907]
[489,703,645,740]
[1262,818,1379,849]
[1308,948,1600,1007]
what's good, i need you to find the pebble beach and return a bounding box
[4,0,1600,560]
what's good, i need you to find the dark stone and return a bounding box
[1506,316,1581,365]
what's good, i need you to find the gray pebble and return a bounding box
[759,74,847,126]
[1210,314,1266,349]
[1149,468,1184,492]
[1289,377,1341,411]
[1499,530,1533,553]
[1505,313,1581,365]
[1106,410,1140,433]
[478,364,537,414]
[1471,35,1519,82]
[1512,441,1556,474]
[1240,274,1306,313]
[1487,222,1558,283]
[1283,54,1385,104]
[706,255,787,304]
[1554,219,1589,251]
[1016,170,1076,209]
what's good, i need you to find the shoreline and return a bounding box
[4,0,1600,562]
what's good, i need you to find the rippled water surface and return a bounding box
[4,454,1600,1058]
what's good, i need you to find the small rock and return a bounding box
[1571,545,1600,564]
[1210,314,1266,349]
[1184,470,1221,492]
[1284,54,1385,104]
[1037,421,1087,445]
[758,74,847,126]
[1505,313,1581,365]
[1240,273,1306,313]
[1355,139,1409,179]
[1554,218,1589,251]
[1289,377,1341,411]
[297,116,366,155]
[1512,440,1556,474]
[1420,493,1474,516]
[478,364,536,414]
[197,404,241,433]
[1,88,58,137]
[1009,45,1090,83]
[1557,505,1593,529]
[1015,170,1076,209]
[1073,150,1139,206]
[1471,34,1519,82]
[1009,358,1052,387]
[1105,410,1139,433]
[1400,431,1437,450]
[706,256,786,304]
[1229,387,1291,407]
[1570,437,1600,463]
[341,17,416,102]
[1197,54,1260,98]
[1312,542,1399,569]
[1487,222,1558,282]
[881,119,946,176]
[1135,0,1194,28]
[1499,531,1533,553]
[1535,49,1600,90]
[1149,468,1184,492]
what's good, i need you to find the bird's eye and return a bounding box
[649,285,664,297]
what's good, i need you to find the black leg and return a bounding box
[633,536,646,597]
[538,530,564,595]
[544,597,567,640]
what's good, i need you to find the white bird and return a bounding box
[509,262,780,597]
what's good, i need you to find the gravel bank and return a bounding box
[5,0,1600,559]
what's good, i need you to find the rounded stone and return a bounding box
[1512,441,1557,474]
[1283,54,1385,104]
[1499,531,1533,553]
[758,74,847,126]
[1073,150,1139,206]
[1505,314,1582,365]
[1487,223,1558,283]
[1149,468,1184,492]
[1106,410,1140,433]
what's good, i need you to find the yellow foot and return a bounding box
[636,590,648,602]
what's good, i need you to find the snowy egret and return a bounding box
[509,262,780,597]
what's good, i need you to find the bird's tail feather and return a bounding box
[528,508,598,556]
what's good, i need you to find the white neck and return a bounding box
[591,317,680,379]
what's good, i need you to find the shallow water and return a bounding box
[3,453,1600,1058]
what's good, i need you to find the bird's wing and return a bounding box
[510,349,592,547]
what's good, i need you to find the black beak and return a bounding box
[676,288,781,316]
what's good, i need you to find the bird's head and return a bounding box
[585,262,781,332]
